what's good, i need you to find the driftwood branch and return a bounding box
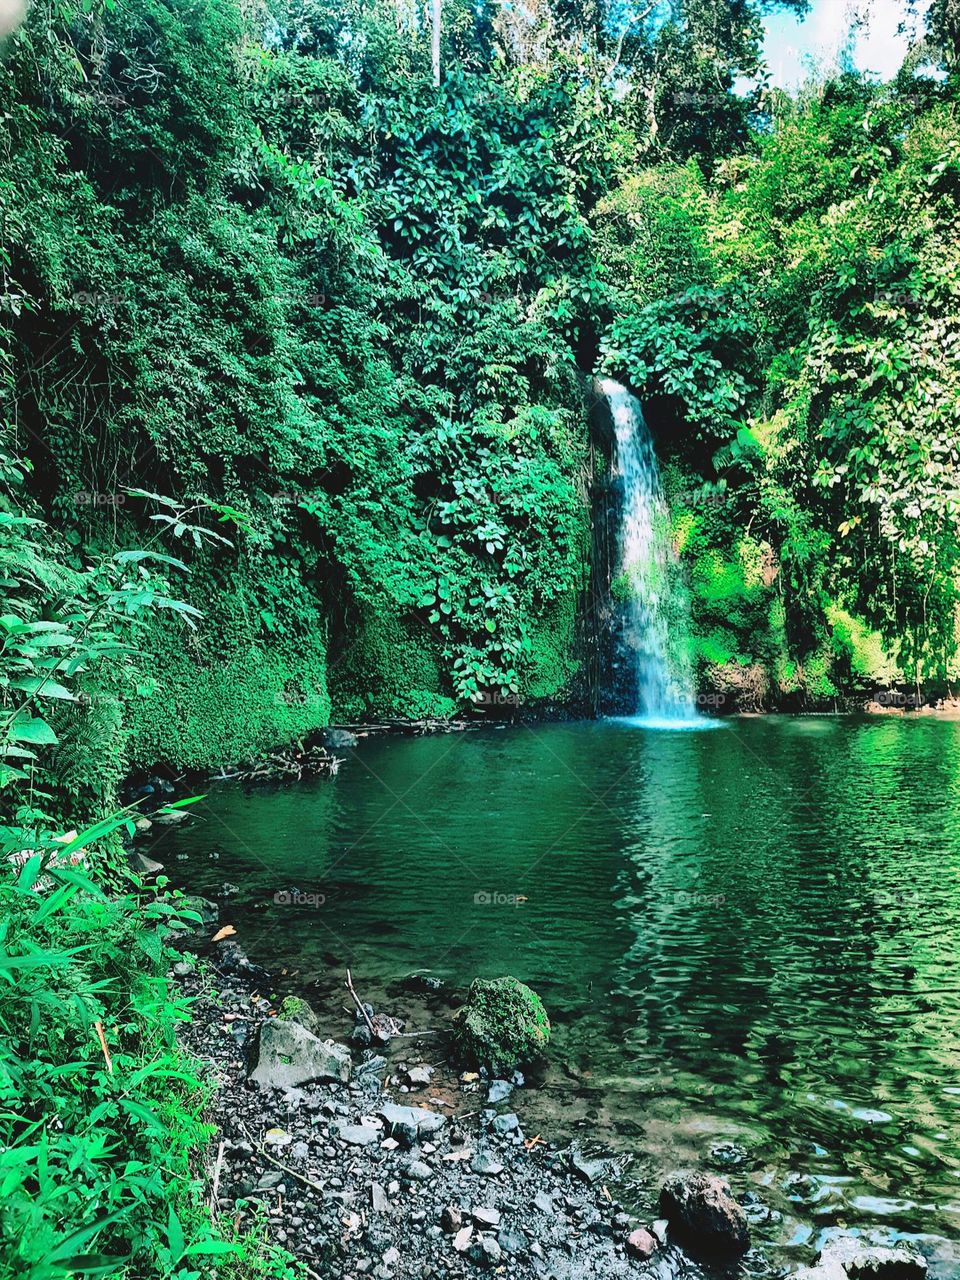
[345,968,376,1036]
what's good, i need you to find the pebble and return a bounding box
[453,1225,474,1252]
[401,1158,434,1182]
[470,1149,504,1176]
[472,1205,501,1228]
[338,1123,381,1146]
[440,1205,462,1233]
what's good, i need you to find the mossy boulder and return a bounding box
[453,976,550,1073]
[277,995,322,1036]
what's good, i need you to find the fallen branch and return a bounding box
[241,1122,327,1197]
[344,968,376,1037]
[210,1139,225,1222]
[93,1020,113,1075]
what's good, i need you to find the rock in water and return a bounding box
[658,1171,750,1257]
[249,1019,352,1088]
[324,727,358,749]
[453,976,550,1073]
[796,1236,928,1279]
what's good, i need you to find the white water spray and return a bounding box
[600,377,698,724]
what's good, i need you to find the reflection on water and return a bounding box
[155,717,960,1273]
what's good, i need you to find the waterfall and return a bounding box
[599,377,699,724]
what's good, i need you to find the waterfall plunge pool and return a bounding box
[154,716,960,1276]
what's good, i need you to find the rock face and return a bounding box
[658,1171,750,1257]
[249,1019,352,1089]
[453,976,550,1073]
[796,1236,928,1280]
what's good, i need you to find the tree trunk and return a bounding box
[431,0,441,86]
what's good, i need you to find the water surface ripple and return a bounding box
[157,717,960,1272]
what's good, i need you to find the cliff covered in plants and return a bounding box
[3,0,960,786]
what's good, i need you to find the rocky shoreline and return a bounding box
[170,929,930,1280]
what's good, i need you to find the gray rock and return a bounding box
[377,1102,446,1147]
[533,1190,555,1214]
[491,1112,519,1135]
[467,1235,502,1268]
[128,849,164,877]
[407,1065,433,1085]
[487,1079,514,1104]
[470,1149,504,1176]
[249,1019,352,1089]
[152,809,188,825]
[325,727,359,749]
[440,1205,463,1233]
[370,1182,390,1213]
[498,1228,526,1255]
[338,1123,381,1146]
[172,960,195,977]
[568,1145,607,1186]
[453,1225,474,1253]
[401,1158,434,1182]
[357,1054,389,1077]
[472,1206,501,1228]
[659,1171,750,1257]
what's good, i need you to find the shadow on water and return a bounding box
[154,717,960,1275]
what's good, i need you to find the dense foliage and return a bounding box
[5,0,959,754]
[3,0,960,1274]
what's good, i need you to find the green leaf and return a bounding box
[9,716,58,746]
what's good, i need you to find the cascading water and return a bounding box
[599,377,700,725]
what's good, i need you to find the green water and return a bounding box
[157,716,960,1273]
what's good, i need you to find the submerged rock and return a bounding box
[659,1171,750,1257]
[249,1019,352,1088]
[796,1236,928,1279]
[453,976,550,1073]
